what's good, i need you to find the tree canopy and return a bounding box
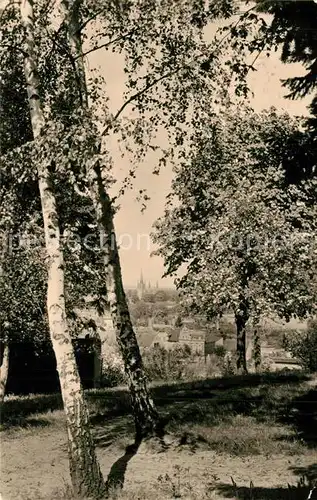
[153,107,317,362]
[249,1,317,132]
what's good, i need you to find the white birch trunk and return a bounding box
[0,342,10,403]
[61,0,162,440]
[20,1,105,497]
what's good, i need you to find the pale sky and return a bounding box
[87,19,311,289]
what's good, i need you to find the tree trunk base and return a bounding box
[236,367,248,376]
[137,435,169,454]
[137,430,202,454]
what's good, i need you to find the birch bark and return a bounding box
[20,1,105,496]
[0,342,9,403]
[61,0,162,439]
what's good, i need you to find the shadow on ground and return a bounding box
[280,388,317,448]
[290,463,317,483]
[1,371,316,494]
[106,441,140,492]
[1,371,313,441]
[214,483,314,499]
[93,415,135,449]
[214,462,317,499]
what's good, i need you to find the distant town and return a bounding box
[76,270,307,377]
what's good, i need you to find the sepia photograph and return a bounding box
[0,0,316,498]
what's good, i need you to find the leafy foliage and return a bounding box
[0,236,48,346]
[255,1,317,99]
[247,1,317,133]
[153,107,317,327]
[283,320,317,372]
[143,344,192,381]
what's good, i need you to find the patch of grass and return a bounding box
[173,415,305,456]
[18,484,74,500]
[159,373,315,456]
[1,393,63,429]
[13,482,218,500]
[1,410,66,438]
[1,371,315,456]
[155,464,222,499]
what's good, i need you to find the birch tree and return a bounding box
[18,1,106,496]
[59,0,162,440]
[55,0,260,438]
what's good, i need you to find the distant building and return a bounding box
[135,327,158,349]
[178,326,205,355]
[136,324,179,351]
[269,358,302,371]
[136,270,146,300]
[261,343,302,371]
[214,336,253,362]
[139,320,207,356]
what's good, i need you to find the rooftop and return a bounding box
[273,358,301,365]
[153,324,173,330]
[179,330,206,340]
[135,329,157,348]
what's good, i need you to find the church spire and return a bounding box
[140,269,144,286]
[137,269,146,299]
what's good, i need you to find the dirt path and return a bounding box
[1,423,316,499]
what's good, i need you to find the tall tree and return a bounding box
[17,0,105,496]
[59,0,162,441]
[56,0,252,439]
[153,107,317,373]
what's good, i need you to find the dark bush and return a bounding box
[283,321,317,372]
[142,344,192,381]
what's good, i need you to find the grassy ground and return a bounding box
[1,371,317,499]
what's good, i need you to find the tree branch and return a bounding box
[75,6,108,34]
[101,67,180,136]
[0,43,27,56]
[45,26,85,107]
[78,29,137,59]
[0,0,18,23]
[100,7,258,136]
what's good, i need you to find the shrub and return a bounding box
[213,345,226,358]
[218,319,236,339]
[142,344,193,381]
[204,354,223,378]
[283,320,317,372]
[100,343,127,387]
[100,364,127,387]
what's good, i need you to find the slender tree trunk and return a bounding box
[0,342,10,403]
[253,327,261,373]
[235,303,249,375]
[93,334,102,388]
[61,0,162,440]
[20,2,105,497]
[91,167,162,439]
